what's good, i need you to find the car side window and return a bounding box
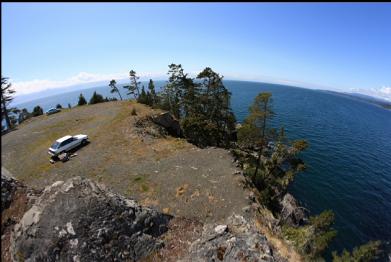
[60,138,72,147]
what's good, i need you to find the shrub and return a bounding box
[56,104,62,109]
[32,105,43,117]
[282,210,337,259]
[78,94,87,106]
[89,91,105,104]
[131,107,137,115]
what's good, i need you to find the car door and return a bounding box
[66,137,78,151]
[60,138,72,152]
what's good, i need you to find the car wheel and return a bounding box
[82,139,87,145]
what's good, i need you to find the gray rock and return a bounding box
[1,173,19,212]
[214,225,228,234]
[1,173,38,213]
[279,193,307,227]
[10,177,172,262]
[151,112,183,137]
[182,214,282,262]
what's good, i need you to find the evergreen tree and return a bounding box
[56,104,62,109]
[78,93,87,106]
[283,210,337,259]
[162,64,186,119]
[89,91,105,104]
[146,91,153,106]
[68,103,72,109]
[32,105,43,117]
[196,67,236,145]
[332,241,382,262]
[137,86,148,104]
[123,70,140,99]
[109,79,123,100]
[147,79,157,105]
[1,77,16,129]
[238,92,274,178]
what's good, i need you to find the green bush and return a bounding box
[89,91,105,104]
[32,105,43,117]
[78,93,87,106]
[282,210,337,259]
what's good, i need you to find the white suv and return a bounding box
[48,134,88,156]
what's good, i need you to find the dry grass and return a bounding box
[255,218,304,262]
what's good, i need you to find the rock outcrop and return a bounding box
[2,174,286,262]
[1,173,21,212]
[1,172,40,262]
[151,112,183,137]
[279,193,308,227]
[10,177,172,262]
[181,214,286,262]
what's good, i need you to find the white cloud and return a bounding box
[11,71,166,96]
[350,86,391,101]
[11,70,390,103]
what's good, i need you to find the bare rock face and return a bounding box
[151,112,183,137]
[279,193,307,227]
[181,214,284,262]
[10,177,172,262]
[1,174,20,212]
[1,173,40,262]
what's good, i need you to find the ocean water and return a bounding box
[13,80,391,258]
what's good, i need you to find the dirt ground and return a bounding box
[1,101,252,223]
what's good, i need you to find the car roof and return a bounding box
[56,135,72,143]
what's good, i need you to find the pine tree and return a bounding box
[109,79,123,100]
[32,105,43,117]
[89,91,104,104]
[123,70,140,99]
[78,93,87,106]
[148,79,157,105]
[1,77,16,129]
[238,92,274,178]
[162,64,186,119]
[137,86,148,104]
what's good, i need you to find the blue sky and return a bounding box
[2,3,391,100]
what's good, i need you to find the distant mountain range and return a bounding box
[12,80,391,110]
[320,90,391,109]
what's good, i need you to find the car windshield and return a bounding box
[51,142,60,149]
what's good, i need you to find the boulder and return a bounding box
[151,112,183,137]
[279,193,307,227]
[181,214,282,262]
[10,177,172,262]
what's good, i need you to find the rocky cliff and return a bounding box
[1,173,286,262]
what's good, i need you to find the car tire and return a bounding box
[81,139,87,145]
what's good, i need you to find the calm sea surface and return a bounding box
[13,80,391,258]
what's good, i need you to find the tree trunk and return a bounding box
[253,100,268,178]
[117,89,123,101]
[1,93,12,129]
